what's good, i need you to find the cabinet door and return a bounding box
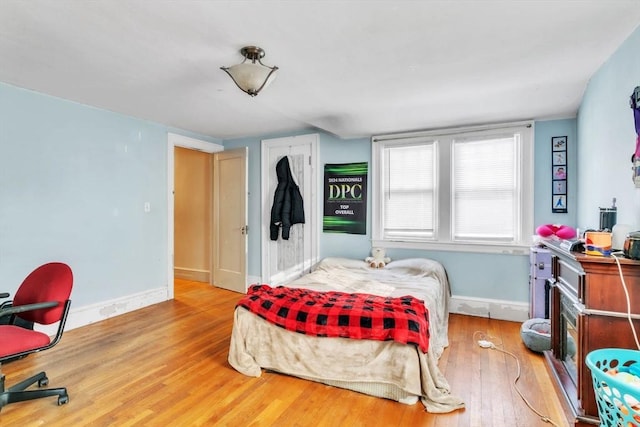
[530,247,552,280]
[530,248,552,318]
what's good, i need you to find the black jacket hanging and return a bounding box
[270,156,305,240]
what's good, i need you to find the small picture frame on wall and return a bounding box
[551,136,568,213]
[552,136,567,151]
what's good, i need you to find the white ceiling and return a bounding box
[1,1,639,140]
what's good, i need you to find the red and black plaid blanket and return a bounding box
[237,284,430,353]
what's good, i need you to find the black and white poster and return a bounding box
[552,136,568,213]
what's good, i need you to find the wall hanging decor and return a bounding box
[552,136,568,213]
[323,162,368,234]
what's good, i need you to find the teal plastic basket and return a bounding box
[586,348,640,427]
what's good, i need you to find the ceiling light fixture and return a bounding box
[220,46,278,97]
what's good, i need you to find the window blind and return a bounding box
[383,143,435,239]
[372,121,533,252]
[452,134,519,242]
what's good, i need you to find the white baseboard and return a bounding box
[37,288,527,337]
[36,287,169,335]
[64,275,256,335]
[247,275,261,287]
[174,267,210,282]
[449,295,529,322]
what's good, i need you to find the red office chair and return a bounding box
[0,262,73,410]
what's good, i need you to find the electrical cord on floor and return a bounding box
[473,330,502,347]
[475,335,562,427]
[611,252,640,350]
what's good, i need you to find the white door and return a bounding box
[213,147,248,293]
[261,134,318,285]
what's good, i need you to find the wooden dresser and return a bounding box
[541,241,640,426]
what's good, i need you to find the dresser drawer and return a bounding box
[557,259,584,301]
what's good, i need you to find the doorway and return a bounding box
[174,146,211,283]
[167,133,223,299]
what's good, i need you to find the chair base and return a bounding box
[0,371,68,410]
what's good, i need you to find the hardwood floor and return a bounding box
[0,280,569,426]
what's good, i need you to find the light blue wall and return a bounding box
[534,119,578,227]
[0,86,581,309]
[3,23,637,310]
[392,119,577,301]
[0,82,220,306]
[224,131,373,277]
[224,130,315,277]
[381,120,577,301]
[577,25,640,231]
[318,134,372,258]
[226,119,576,302]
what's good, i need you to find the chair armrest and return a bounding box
[0,301,59,318]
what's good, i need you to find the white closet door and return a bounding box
[261,134,318,286]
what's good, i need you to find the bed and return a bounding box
[228,257,464,413]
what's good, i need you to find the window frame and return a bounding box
[371,121,534,255]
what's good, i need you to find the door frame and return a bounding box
[167,133,223,299]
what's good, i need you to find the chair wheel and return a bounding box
[58,395,68,405]
[38,377,49,387]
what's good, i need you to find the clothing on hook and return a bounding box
[270,156,305,240]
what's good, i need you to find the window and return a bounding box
[384,142,436,240]
[372,122,533,253]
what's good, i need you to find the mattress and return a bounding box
[228,257,464,413]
